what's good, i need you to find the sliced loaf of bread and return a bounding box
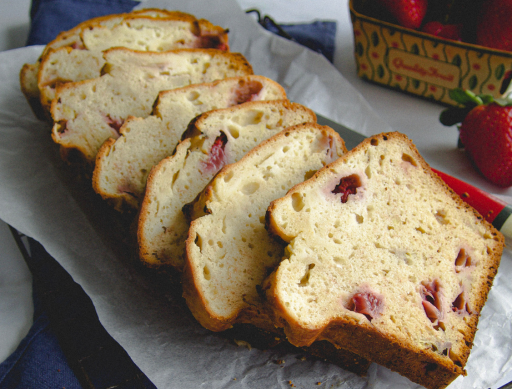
[20,9,228,120]
[264,132,504,389]
[50,48,253,164]
[37,15,229,112]
[92,76,286,211]
[182,123,346,332]
[137,100,316,270]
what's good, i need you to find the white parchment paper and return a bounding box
[0,0,510,387]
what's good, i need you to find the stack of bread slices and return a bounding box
[20,9,505,389]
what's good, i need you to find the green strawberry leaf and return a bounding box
[441,89,512,127]
[448,89,482,106]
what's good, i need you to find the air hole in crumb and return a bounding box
[304,170,316,181]
[292,193,305,212]
[195,234,203,252]
[222,217,227,234]
[203,266,211,280]
[333,256,345,265]
[242,182,259,195]
[228,125,240,139]
[224,170,234,183]
[242,110,264,126]
[299,264,315,287]
[371,138,379,146]
[355,214,364,224]
[435,210,450,225]
[365,166,372,178]
[402,153,417,166]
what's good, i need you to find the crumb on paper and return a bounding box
[234,339,252,350]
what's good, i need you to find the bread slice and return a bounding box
[182,123,346,332]
[37,15,229,112]
[179,124,386,375]
[137,100,316,270]
[50,48,253,164]
[20,9,228,120]
[264,132,504,389]
[92,76,286,211]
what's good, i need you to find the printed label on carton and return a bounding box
[388,49,459,89]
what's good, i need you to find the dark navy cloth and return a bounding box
[249,12,337,62]
[274,21,336,62]
[0,233,157,389]
[27,0,139,46]
[2,2,337,388]
[0,293,82,389]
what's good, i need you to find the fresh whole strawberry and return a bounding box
[376,0,428,29]
[476,0,512,52]
[440,89,512,187]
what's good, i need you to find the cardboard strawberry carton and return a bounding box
[349,0,512,106]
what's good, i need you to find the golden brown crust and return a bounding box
[136,157,172,269]
[92,138,137,212]
[181,241,234,331]
[43,9,197,58]
[20,63,50,122]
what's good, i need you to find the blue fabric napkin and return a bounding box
[27,0,140,46]
[246,9,336,62]
[1,2,337,388]
[0,230,157,389]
